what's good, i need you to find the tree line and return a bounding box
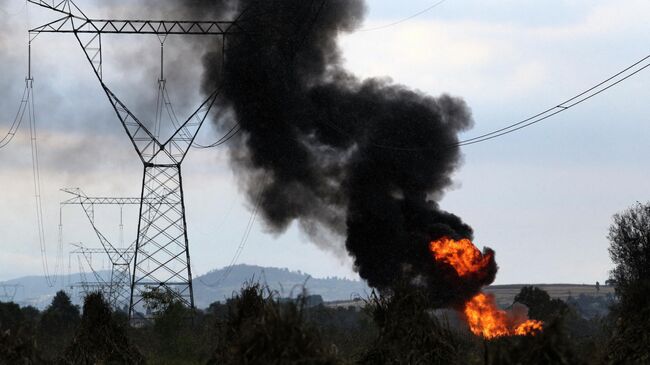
[1,202,649,364]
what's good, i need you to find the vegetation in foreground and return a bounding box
[1,202,649,364]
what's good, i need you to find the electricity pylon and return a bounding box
[29,0,242,318]
[0,284,22,302]
[70,242,112,302]
[62,189,139,311]
[69,242,133,310]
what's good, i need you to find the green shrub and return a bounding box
[207,282,340,365]
[358,285,464,365]
[59,292,144,365]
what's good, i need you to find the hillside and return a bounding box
[1,266,614,312]
[0,265,371,308]
[193,264,371,308]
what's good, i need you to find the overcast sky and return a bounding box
[1,0,649,287]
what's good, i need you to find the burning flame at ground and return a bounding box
[464,293,543,339]
[429,237,543,339]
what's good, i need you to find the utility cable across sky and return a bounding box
[456,54,650,147]
[317,53,650,151]
[357,0,448,32]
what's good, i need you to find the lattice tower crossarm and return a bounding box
[71,282,112,301]
[61,189,136,265]
[0,285,22,302]
[28,0,236,319]
[70,242,132,310]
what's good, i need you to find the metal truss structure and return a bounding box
[74,282,110,299]
[69,242,133,310]
[29,0,242,35]
[69,243,111,300]
[62,189,144,311]
[29,0,239,319]
[32,16,240,36]
[0,284,22,302]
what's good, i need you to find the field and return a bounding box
[485,284,614,308]
[325,284,615,310]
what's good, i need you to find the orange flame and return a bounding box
[514,318,544,336]
[429,237,492,277]
[429,237,543,339]
[464,293,543,339]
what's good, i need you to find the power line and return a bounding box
[317,54,650,151]
[27,79,63,287]
[357,0,447,32]
[192,123,241,149]
[157,78,241,149]
[0,83,30,149]
[456,54,650,147]
[189,193,239,286]
[219,196,260,283]
[196,179,265,288]
[228,2,649,151]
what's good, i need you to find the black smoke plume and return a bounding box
[187,0,497,307]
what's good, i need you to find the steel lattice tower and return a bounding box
[69,243,117,305]
[29,0,243,318]
[0,285,22,302]
[62,189,142,311]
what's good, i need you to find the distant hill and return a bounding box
[1,266,614,312]
[0,271,111,308]
[0,264,371,309]
[193,264,371,308]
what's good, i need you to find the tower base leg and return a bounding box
[129,165,194,319]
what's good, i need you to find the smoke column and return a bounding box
[186,0,497,307]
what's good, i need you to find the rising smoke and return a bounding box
[186,0,496,308]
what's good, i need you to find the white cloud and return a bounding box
[531,0,650,39]
[339,1,649,106]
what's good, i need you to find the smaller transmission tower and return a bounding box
[62,189,142,310]
[70,243,111,301]
[69,242,133,310]
[0,284,22,302]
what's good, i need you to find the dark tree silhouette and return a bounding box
[359,284,464,365]
[514,286,607,363]
[0,301,24,333]
[59,292,144,364]
[486,320,585,365]
[0,302,45,364]
[607,202,650,292]
[605,202,650,363]
[37,291,80,360]
[150,298,203,362]
[514,286,569,323]
[207,282,339,365]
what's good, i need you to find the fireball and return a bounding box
[429,237,543,339]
